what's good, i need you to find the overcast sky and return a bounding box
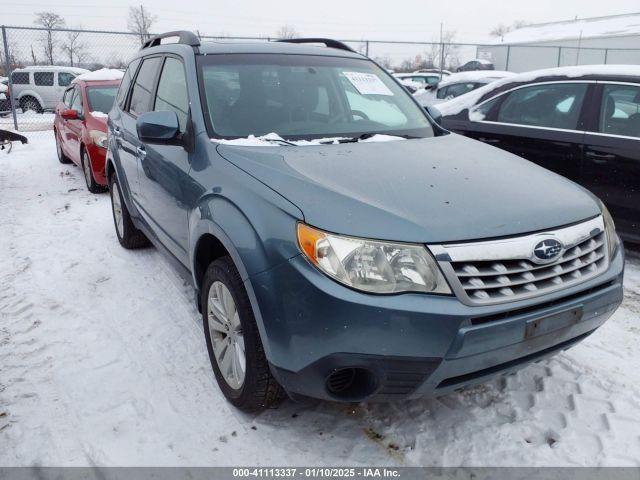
[1,0,638,42]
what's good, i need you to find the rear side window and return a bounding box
[599,84,640,138]
[12,72,29,84]
[128,57,162,116]
[497,83,588,130]
[58,72,75,87]
[34,72,54,86]
[154,57,189,132]
[117,58,141,109]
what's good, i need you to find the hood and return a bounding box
[216,134,600,243]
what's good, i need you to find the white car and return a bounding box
[414,70,516,106]
[10,66,89,113]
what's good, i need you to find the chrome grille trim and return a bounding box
[429,216,609,306]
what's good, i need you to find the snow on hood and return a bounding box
[436,64,640,117]
[73,68,124,83]
[212,132,406,146]
[91,111,109,119]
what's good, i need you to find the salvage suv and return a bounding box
[106,31,624,411]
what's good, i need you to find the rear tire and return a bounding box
[108,173,149,249]
[202,257,284,412]
[55,129,71,164]
[82,148,107,194]
[20,96,43,114]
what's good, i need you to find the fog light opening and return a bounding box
[325,367,378,400]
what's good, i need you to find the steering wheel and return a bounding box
[330,109,371,123]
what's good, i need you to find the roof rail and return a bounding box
[141,30,201,50]
[275,38,356,54]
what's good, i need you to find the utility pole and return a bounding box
[576,29,583,65]
[2,26,18,131]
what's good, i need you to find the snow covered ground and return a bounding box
[1,134,640,467]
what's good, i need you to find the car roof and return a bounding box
[135,39,365,60]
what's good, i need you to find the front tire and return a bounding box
[202,257,283,411]
[108,173,149,249]
[20,96,43,114]
[55,129,71,164]
[82,149,107,193]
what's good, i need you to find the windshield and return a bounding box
[86,86,118,114]
[198,54,433,140]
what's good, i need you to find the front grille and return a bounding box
[454,232,606,303]
[430,216,609,306]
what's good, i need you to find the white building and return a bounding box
[478,12,640,72]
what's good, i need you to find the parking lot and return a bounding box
[1,134,639,466]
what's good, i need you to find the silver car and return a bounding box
[10,66,89,112]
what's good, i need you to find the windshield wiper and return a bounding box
[334,133,376,143]
[261,137,297,146]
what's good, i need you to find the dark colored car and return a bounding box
[54,77,121,192]
[105,32,623,412]
[457,59,495,72]
[0,79,10,116]
[439,65,640,243]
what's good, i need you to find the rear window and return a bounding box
[87,86,118,114]
[34,72,54,86]
[128,57,162,116]
[58,72,75,87]
[11,72,29,84]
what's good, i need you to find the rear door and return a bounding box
[118,57,162,204]
[582,82,640,242]
[137,55,192,263]
[461,81,591,182]
[33,71,56,108]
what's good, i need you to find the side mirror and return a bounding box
[136,111,181,144]
[425,105,442,125]
[61,109,79,120]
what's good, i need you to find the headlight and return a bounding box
[601,203,620,258]
[297,223,451,294]
[89,130,108,149]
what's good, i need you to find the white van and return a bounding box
[10,66,89,112]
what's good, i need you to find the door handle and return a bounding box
[586,151,615,164]
[478,137,500,144]
[136,146,146,158]
[113,126,122,137]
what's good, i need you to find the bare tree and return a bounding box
[275,25,299,39]
[31,45,38,65]
[105,52,127,69]
[61,30,87,67]
[490,20,529,41]
[0,39,20,75]
[34,11,65,65]
[373,55,393,70]
[128,5,156,45]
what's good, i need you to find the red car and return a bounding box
[54,77,120,193]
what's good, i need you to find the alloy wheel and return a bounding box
[208,280,246,390]
[110,182,124,238]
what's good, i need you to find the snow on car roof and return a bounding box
[14,66,89,73]
[436,64,640,117]
[491,12,640,45]
[73,68,124,83]
[437,70,515,87]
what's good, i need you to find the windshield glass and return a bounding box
[198,54,433,140]
[86,86,118,114]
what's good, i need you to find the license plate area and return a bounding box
[524,307,583,340]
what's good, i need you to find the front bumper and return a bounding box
[248,245,624,402]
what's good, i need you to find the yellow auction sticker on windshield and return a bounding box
[342,71,394,96]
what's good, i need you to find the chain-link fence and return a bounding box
[2,25,640,135]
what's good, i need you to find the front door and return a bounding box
[582,82,640,242]
[463,81,591,183]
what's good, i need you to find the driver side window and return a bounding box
[70,86,83,115]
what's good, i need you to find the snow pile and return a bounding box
[73,68,124,83]
[437,64,640,117]
[214,132,405,146]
